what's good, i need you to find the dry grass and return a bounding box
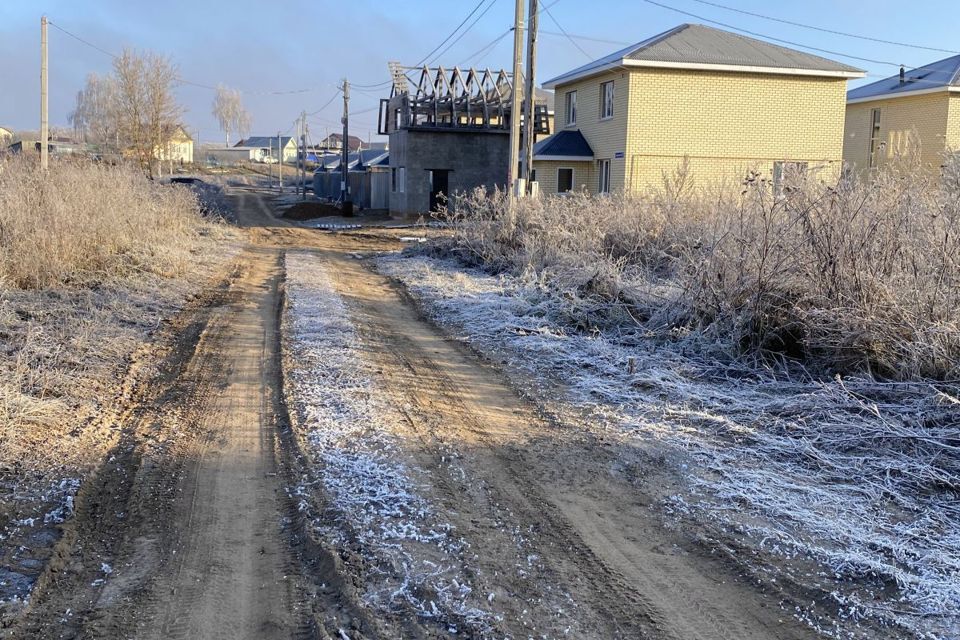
[0,156,216,289]
[0,157,237,595]
[442,155,960,379]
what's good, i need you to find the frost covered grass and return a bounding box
[441,156,960,380]
[0,157,237,615]
[281,252,492,633]
[379,254,960,640]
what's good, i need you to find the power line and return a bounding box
[415,0,490,68]
[48,20,117,59]
[538,29,629,46]
[427,0,500,67]
[459,29,513,65]
[309,89,342,116]
[48,18,345,96]
[686,0,960,56]
[639,0,916,69]
[540,3,591,60]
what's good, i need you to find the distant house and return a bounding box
[155,125,194,164]
[844,56,960,172]
[203,146,266,165]
[319,133,365,152]
[534,23,863,195]
[0,126,13,147]
[236,136,297,162]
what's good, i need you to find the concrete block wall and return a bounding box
[388,128,510,215]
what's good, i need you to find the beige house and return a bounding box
[843,56,960,172]
[0,126,13,148]
[534,24,864,195]
[155,125,194,164]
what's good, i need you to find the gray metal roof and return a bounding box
[544,24,863,88]
[236,136,294,149]
[847,55,960,101]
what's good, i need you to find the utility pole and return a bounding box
[295,115,302,197]
[507,0,525,200]
[521,0,539,195]
[269,138,274,186]
[40,15,49,170]
[341,78,353,216]
[301,110,308,200]
[277,131,283,192]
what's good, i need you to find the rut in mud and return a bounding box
[7,187,817,639]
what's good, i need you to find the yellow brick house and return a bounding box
[533,24,864,194]
[843,56,960,172]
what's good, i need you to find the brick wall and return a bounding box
[551,70,629,192]
[533,160,595,194]
[624,68,848,190]
[537,67,849,194]
[843,92,951,171]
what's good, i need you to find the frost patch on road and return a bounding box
[282,251,492,634]
[1,477,80,612]
[379,254,960,640]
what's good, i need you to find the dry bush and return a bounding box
[443,157,960,379]
[0,155,217,289]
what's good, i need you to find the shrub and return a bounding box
[0,156,218,289]
[442,157,960,379]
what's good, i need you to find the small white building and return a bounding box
[203,146,266,165]
[236,136,297,162]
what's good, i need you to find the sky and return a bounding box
[2,0,959,144]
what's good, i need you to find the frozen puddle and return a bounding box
[281,251,492,633]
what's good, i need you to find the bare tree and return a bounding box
[69,73,120,149]
[70,50,182,174]
[212,85,251,148]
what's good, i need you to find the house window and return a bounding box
[598,159,611,194]
[868,108,881,168]
[557,167,574,193]
[565,90,577,126]
[773,161,808,196]
[391,167,406,193]
[600,81,614,119]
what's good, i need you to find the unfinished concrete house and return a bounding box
[379,62,550,215]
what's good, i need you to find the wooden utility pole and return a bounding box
[301,110,308,200]
[507,0,525,199]
[521,0,539,194]
[277,131,283,192]
[40,15,49,170]
[341,78,353,216]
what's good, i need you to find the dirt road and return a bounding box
[8,187,816,639]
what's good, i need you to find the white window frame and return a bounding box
[600,81,614,120]
[598,159,611,194]
[565,90,577,126]
[557,167,574,193]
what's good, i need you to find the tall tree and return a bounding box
[212,85,251,148]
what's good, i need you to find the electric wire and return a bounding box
[639,0,917,69]
[686,0,960,56]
